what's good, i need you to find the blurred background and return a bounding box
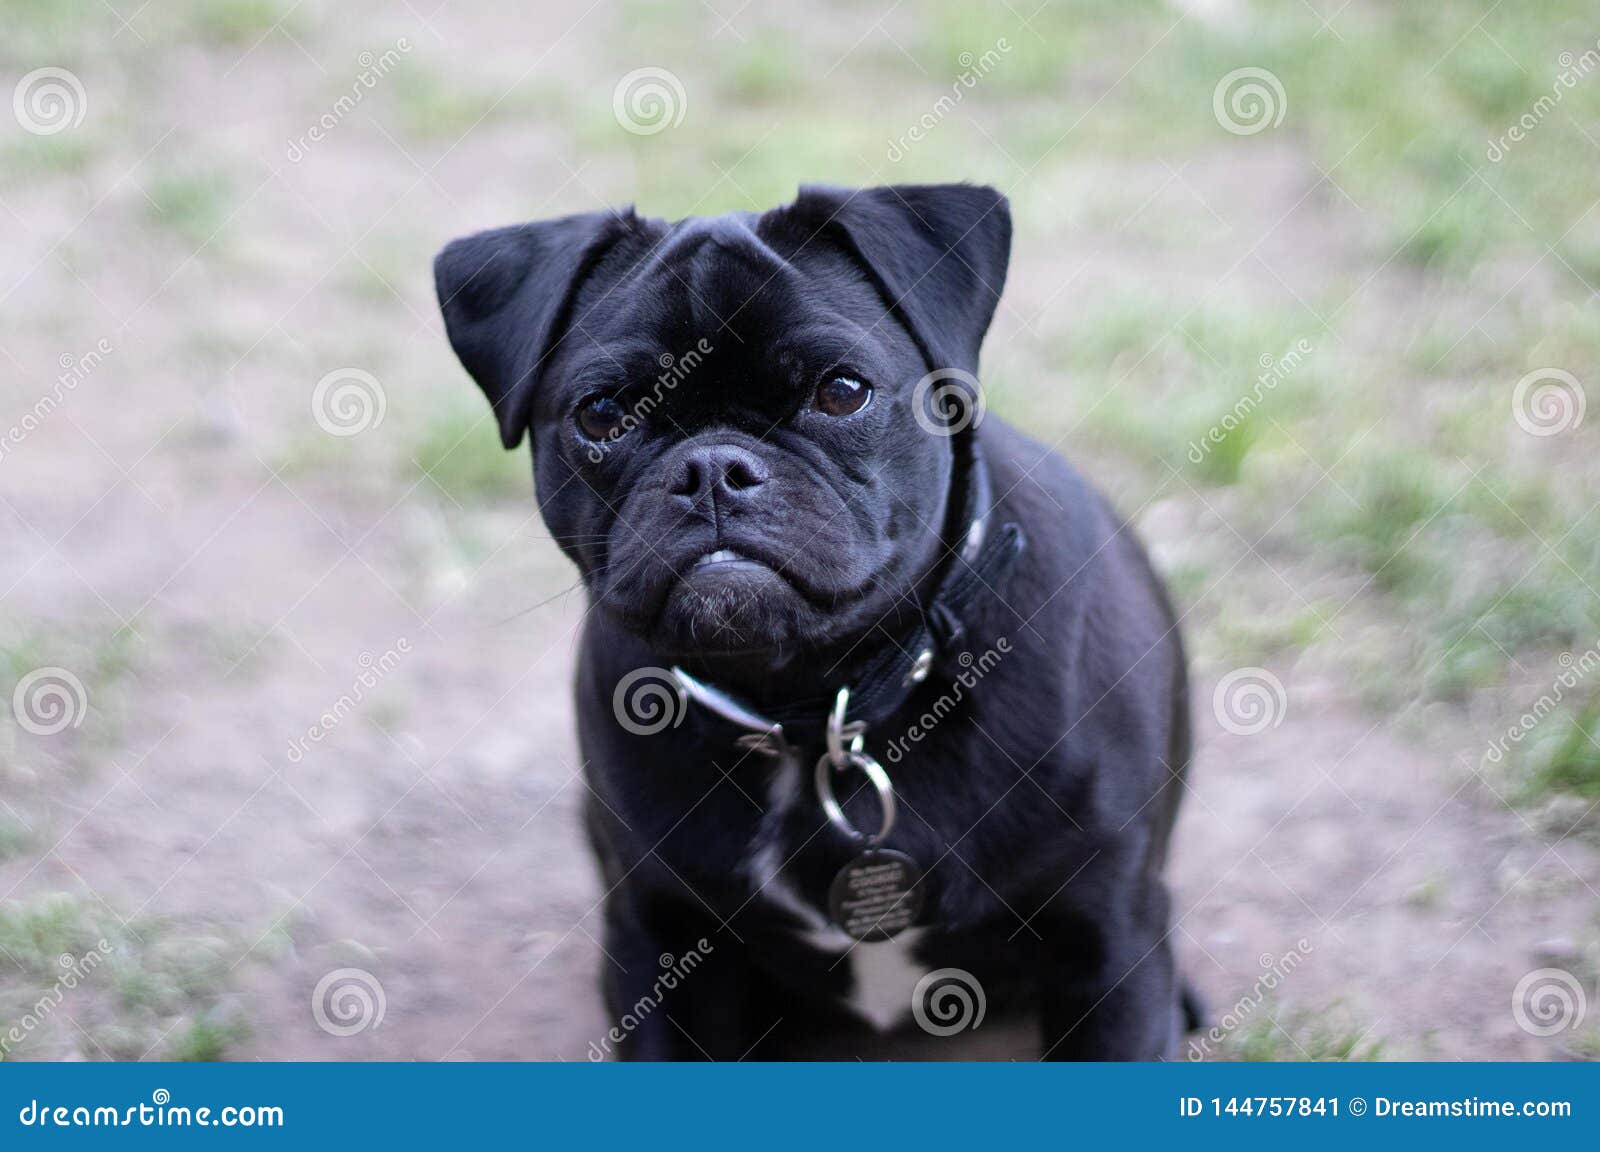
[2,0,1599,1061]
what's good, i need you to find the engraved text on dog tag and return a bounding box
[827,849,924,941]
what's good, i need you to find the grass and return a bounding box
[0,0,306,59]
[409,405,530,505]
[279,389,534,538]
[389,64,508,141]
[143,167,236,247]
[0,0,107,63]
[1189,409,1261,487]
[0,814,34,861]
[0,894,101,977]
[1226,1005,1384,1062]
[0,135,98,185]
[1034,293,1328,486]
[717,33,800,103]
[1210,603,1326,665]
[1406,875,1446,910]
[1431,582,1593,698]
[169,1013,250,1061]
[0,626,140,754]
[0,895,259,1061]
[182,0,305,47]
[1308,452,1451,595]
[1570,1028,1600,1061]
[1517,701,1600,802]
[343,238,419,305]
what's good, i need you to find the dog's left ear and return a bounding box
[434,210,629,449]
[783,183,1011,375]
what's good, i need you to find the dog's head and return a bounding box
[434,183,1010,662]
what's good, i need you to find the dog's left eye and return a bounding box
[814,374,872,417]
[576,395,629,442]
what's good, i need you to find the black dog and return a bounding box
[435,183,1195,1059]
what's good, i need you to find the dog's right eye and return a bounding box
[814,374,872,417]
[576,395,629,442]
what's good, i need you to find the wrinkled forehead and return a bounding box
[568,211,886,355]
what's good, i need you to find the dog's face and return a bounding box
[435,184,1010,661]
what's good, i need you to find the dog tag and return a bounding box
[827,848,924,941]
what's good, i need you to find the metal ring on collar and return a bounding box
[814,749,895,844]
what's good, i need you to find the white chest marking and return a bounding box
[742,752,929,1030]
[842,928,928,1030]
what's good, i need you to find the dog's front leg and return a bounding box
[597,884,753,1061]
[1034,882,1182,1061]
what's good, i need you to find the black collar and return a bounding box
[672,431,1026,754]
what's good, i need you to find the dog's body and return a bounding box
[436,184,1194,1059]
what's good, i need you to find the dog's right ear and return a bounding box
[781,183,1011,379]
[434,211,629,449]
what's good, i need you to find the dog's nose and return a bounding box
[668,444,769,502]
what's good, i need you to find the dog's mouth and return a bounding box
[677,543,878,610]
[672,544,797,612]
[687,548,771,577]
[592,522,896,656]
[596,539,880,656]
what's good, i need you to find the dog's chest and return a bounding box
[742,751,929,1030]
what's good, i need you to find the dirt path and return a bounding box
[2,1,1597,1062]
